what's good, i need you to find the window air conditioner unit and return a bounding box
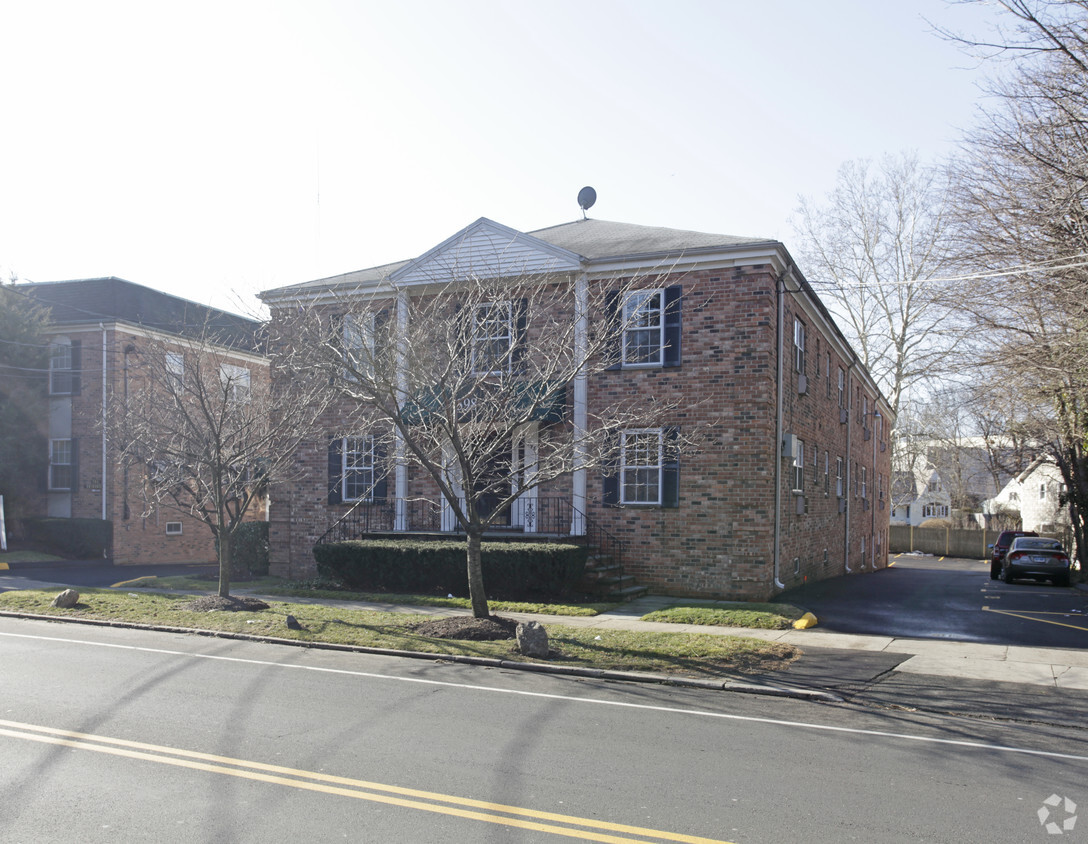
[840,409,848,425]
[838,498,846,513]
[797,374,808,395]
[880,441,886,453]
[863,427,871,441]
[783,433,798,459]
[796,495,805,515]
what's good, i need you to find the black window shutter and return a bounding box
[327,438,343,505]
[663,286,682,368]
[512,298,528,372]
[604,291,621,370]
[662,426,680,508]
[70,437,79,489]
[603,470,619,506]
[70,340,82,395]
[373,442,388,502]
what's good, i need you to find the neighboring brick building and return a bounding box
[19,278,268,564]
[261,217,894,600]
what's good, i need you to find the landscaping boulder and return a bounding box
[51,589,79,609]
[516,621,549,658]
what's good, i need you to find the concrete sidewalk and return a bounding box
[229,590,1088,692]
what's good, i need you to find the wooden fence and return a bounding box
[890,525,1074,559]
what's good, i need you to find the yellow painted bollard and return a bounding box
[793,612,818,629]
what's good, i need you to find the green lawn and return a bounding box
[642,602,806,630]
[0,587,799,678]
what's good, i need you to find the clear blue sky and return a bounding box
[1,0,993,316]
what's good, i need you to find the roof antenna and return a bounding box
[577,186,596,220]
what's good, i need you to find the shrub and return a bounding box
[312,540,588,599]
[230,522,269,577]
[22,518,113,559]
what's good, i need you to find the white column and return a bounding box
[572,272,588,536]
[394,288,409,531]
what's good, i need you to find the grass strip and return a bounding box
[0,588,799,678]
[642,602,806,630]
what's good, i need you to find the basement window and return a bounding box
[165,522,183,536]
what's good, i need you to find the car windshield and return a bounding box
[1013,538,1063,551]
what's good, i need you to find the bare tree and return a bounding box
[943,0,1088,564]
[115,325,332,598]
[793,153,959,419]
[274,267,698,619]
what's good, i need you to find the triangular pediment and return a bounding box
[390,218,584,286]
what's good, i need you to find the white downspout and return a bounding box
[100,324,107,522]
[572,271,588,536]
[844,358,857,572]
[773,267,790,590]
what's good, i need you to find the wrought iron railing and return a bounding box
[315,495,627,589]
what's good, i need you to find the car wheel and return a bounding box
[990,563,1000,580]
[1000,566,1011,583]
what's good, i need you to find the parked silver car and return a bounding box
[1000,536,1072,587]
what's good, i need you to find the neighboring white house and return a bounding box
[891,462,952,526]
[983,457,1070,532]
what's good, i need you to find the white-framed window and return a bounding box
[165,522,183,535]
[793,319,806,374]
[836,457,844,497]
[49,341,73,395]
[343,313,375,379]
[49,439,72,490]
[824,452,830,494]
[813,444,819,486]
[878,473,884,500]
[165,352,184,387]
[219,364,251,404]
[622,289,665,367]
[837,367,845,408]
[792,439,804,492]
[861,466,868,499]
[1040,483,1047,500]
[923,503,949,518]
[472,301,513,375]
[342,436,376,502]
[825,353,832,398]
[620,429,663,505]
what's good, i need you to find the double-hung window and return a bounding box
[837,367,845,408]
[49,439,73,490]
[836,457,844,497]
[49,342,73,395]
[472,302,513,375]
[622,289,665,367]
[861,466,868,499]
[792,439,804,491]
[220,364,251,404]
[824,452,830,494]
[165,352,184,388]
[793,319,806,374]
[343,313,375,379]
[620,429,663,505]
[342,437,376,502]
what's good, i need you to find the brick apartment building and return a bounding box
[19,278,268,565]
[260,217,893,600]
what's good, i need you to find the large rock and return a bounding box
[51,589,79,609]
[516,621,549,658]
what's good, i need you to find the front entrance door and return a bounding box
[477,440,512,528]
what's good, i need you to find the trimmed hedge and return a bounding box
[230,522,269,577]
[23,518,113,559]
[312,539,588,599]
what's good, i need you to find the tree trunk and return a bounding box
[465,530,490,619]
[218,529,232,599]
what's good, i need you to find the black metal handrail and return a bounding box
[314,495,627,587]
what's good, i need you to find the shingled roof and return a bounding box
[19,277,263,352]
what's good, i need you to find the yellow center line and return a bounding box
[0,719,732,844]
[982,607,1088,633]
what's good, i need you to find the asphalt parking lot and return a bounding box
[776,553,1088,648]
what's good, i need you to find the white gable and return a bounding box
[390,218,583,286]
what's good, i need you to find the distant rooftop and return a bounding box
[18,277,263,352]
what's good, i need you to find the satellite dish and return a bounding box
[577,186,596,219]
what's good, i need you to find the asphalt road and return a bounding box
[2,615,1086,843]
[777,553,1088,648]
